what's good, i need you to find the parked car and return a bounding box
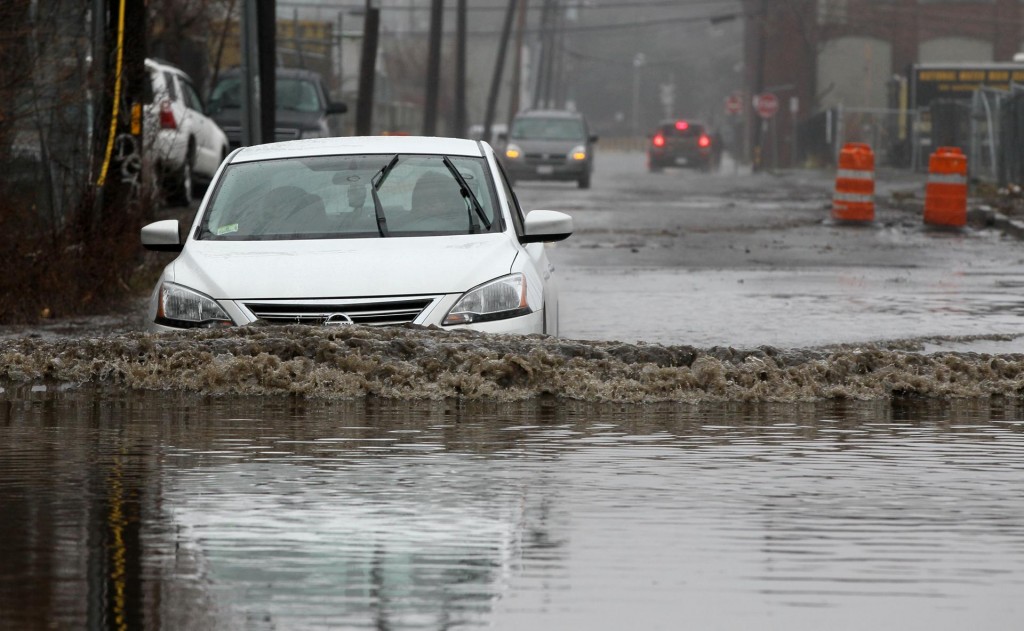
[145,58,230,206]
[647,119,721,172]
[207,67,348,149]
[140,136,573,336]
[499,110,597,188]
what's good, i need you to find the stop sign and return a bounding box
[755,92,779,119]
[724,93,742,115]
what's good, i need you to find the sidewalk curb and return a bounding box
[971,205,1024,239]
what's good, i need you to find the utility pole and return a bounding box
[508,0,528,124]
[257,0,276,143]
[533,0,554,108]
[541,0,561,108]
[240,0,262,145]
[752,0,767,171]
[453,0,467,137]
[94,0,146,223]
[423,0,444,136]
[482,0,517,143]
[355,0,379,135]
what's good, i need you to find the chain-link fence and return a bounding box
[1001,90,1024,187]
[798,106,919,169]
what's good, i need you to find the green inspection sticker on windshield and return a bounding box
[215,223,239,236]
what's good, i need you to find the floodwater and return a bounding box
[2,387,1023,630]
[5,157,1024,629]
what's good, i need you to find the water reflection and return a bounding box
[2,388,1023,629]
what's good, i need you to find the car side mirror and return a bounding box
[141,219,184,252]
[327,101,348,115]
[590,134,599,143]
[521,210,572,244]
[496,132,508,143]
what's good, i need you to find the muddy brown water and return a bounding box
[6,325,1024,403]
[2,326,1024,629]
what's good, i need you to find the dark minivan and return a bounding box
[499,110,597,189]
[208,67,347,148]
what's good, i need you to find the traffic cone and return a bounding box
[832,143,875,222]
[923,147,968,228]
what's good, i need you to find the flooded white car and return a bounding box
[141,136,573,336]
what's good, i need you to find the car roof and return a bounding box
[514,109,585,120]
[217,66,325,81]
[659,119,708,127]
[145,58,186,75]
[231,136,486,163]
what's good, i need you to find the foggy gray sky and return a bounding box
[277,0,745,135]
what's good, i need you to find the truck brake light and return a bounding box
[159,100,177,130]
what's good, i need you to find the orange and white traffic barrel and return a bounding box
[923,147,967,228]
[832,143,875,222]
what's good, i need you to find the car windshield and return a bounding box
[198,154,503,240]
[510,117,585,141]
[209,77,323,113]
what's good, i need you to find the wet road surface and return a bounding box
[515,153,1024,350]
[2,390,1023,630]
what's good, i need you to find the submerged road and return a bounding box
[5,150,1024,403]
[4,150,1024,355]
[516,151,1024,350]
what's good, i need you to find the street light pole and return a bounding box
[632,52,645,136]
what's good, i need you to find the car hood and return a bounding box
[211,107,324,131]
[170,234,519,299]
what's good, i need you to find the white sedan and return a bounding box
[140,136,573,335]
[145,58,230,206]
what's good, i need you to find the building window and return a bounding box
[818,0,848,25]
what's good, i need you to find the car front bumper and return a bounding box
[649,148,712,167]
[147,293,548,336]
[504,159,589,181]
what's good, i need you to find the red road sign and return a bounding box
[755,92,779,119]
[724,93,743,115]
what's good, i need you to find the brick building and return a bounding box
[742,0,1024,167]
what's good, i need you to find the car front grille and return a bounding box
[244,297,436,326]
[524,153,566,166]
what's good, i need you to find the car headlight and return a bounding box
[155,282,233,329]
[443,273,536,326]
[505,143,523,160]
[569,145,587,161]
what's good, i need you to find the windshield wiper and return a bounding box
[442,156,492,234]
[372,154,399,190]
[369,186,389,237]
[366,154,399,238]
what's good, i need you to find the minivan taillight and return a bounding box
[159,100,177,130]
[652,133,666,148]
[698,134,711,148]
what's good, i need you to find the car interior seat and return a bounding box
[263,186,329,235]
[410,171,467,231]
